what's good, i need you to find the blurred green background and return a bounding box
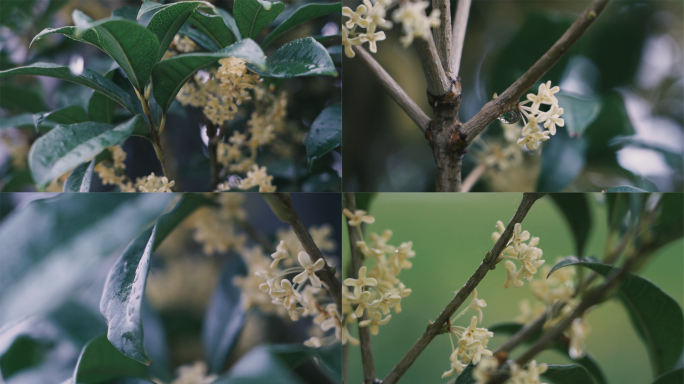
[342,0,684,192]
[343,193,683,383]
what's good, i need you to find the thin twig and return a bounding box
[460,0,610,147]
[344,193,377,384]
[461,163,487,192]
[432,0,452,73]
[414,34,452,97]
[263,194,342,311]
[353,46,431,133]
[451,0,472,77]
[382,193,545,384]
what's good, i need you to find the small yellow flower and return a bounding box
[293,251,326,288]
[343,208,375,226]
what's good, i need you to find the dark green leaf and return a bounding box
[0,335,51,380]
[31,18,160,91]
[214,7,242,41]
[652,193,684,250]
[543,364,594,383]
[73,335,148,384]
[88,69,118,124]
[0,84,48,114]
[312,34,340,46]
[179,23,221,52]
[0,194,173,327]
[28,115,143,188]
[584,92,633,159]
[0,63,142,114]
[549,194,592,257]
[63,158,95,192]
[536,128,588,192]
[489,322,606,384]
[262,2,341,48]
[652,368,684,384]
[100,194,212,364]
[112,6,139,20]
[188,10,237,50]
[550,258,684,377]
[454,364,476,384]
[49,299,108,346]
[605,193,630,233]
[556,92,602,137]
[250,37,336,78]
[151,39,265,112]
[44,105,91,125]
[233,0,285,40]
[604,186,649,192]
[306,102,341,170]
[211,345,305,384]
[0,169,34,192]
[146,2,203,62]
[136,0,168,18]
[354,193,377,213]
[203,255,247,373]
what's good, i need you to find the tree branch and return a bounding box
[343,193,377,384]
[382,193,545,384]
[432,0,452,73]
[451,0,472,77]
[460,0,610,147]
[353,46,431,133]
[461,162,486,192]
[414,34,452,97]
[262,193,342,311]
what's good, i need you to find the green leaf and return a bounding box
[112,6,139,20]
[543,364,595,383]
[188,10,237,50]
[0,335,51,380]
[354,193,377,213]
[489,322,606,384]
[211,345,306,384]
[652,193,684,250]
[203,255,246,373]
[136,0,168,18]
[214,7,242,41]
[454,363,476,384]
[31,18,160,91]
[145,2,203,62]
[233,0,285,40]
[100,194,212,364]
[0,113,43,130]
[0,63,142,114]
[536,128,588,192]
[652,368,684,384]
[28,115,143,188]
[88,69,118,124]
[0,194,173,327]
[549,194,592,256]
[550,258,684,377]
[250,37,337,78]
[0,84,48,114]
[261,2,341,48]
[151,39,265,112]
[306,102,341,170]
[63,158,96,192]
[179,23,221,52]
[605,193,630,233]
[604,185,649,192]
[556,92,602,137]
[44,105,91,125]
[73,335,148,384]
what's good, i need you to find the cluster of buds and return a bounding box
[341,209,414,345]
[93,145,175,192]
[516,81,564,150]
[492,221,545,288]
[188,194,248,255]
[342,0,440,57]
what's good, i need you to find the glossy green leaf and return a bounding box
[543,365,594,383]
[604,185,649,192]
[550,258,684,377]
[151,39,265,112]
[179,23,221,51]
[0,84,48,114]
[306,102,341,170]
[145,2,203,62]
[489,322,606,384]
[63,158,96,192]
[73,335,148,384]
[0,194,173,327]
[262,2,341,48]
[214,7,242,41]
[652,368,684,384]
[556,92,602,137]
[100,194,212,364]
[43,105,91,125]
[211,345,305,384]
[31,18,160,91]
[28,115,143,188]
[203,256,247,373]
[234,0,285,40]
[536,128,588,192]
[188,10,237,50]
[88,70,118,124]
[0,63,142,114]
[250,37,337,78]
[0,113,43,130]
[549,194,592,257]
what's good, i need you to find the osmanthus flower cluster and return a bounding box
[94,145,175,192]
[342,0,440,57]
[491,221,546,288]
[152,361,217,384]
[515,81,565,150]
[341,209,415,345]
[230,221,340,348]
[472,357,549,384]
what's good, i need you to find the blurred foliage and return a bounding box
[343,0,683,192]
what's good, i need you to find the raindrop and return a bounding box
[497,109,521,124]
[228,175,243,188]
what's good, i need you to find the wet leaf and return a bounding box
[44,105,91,125]
[187,10,237,50]
[233,0,285,40]
[306,102,341,170]
[63,158,95,193]
[145,2,203,62]
[249,37,337,78]
[262,2,341,48]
